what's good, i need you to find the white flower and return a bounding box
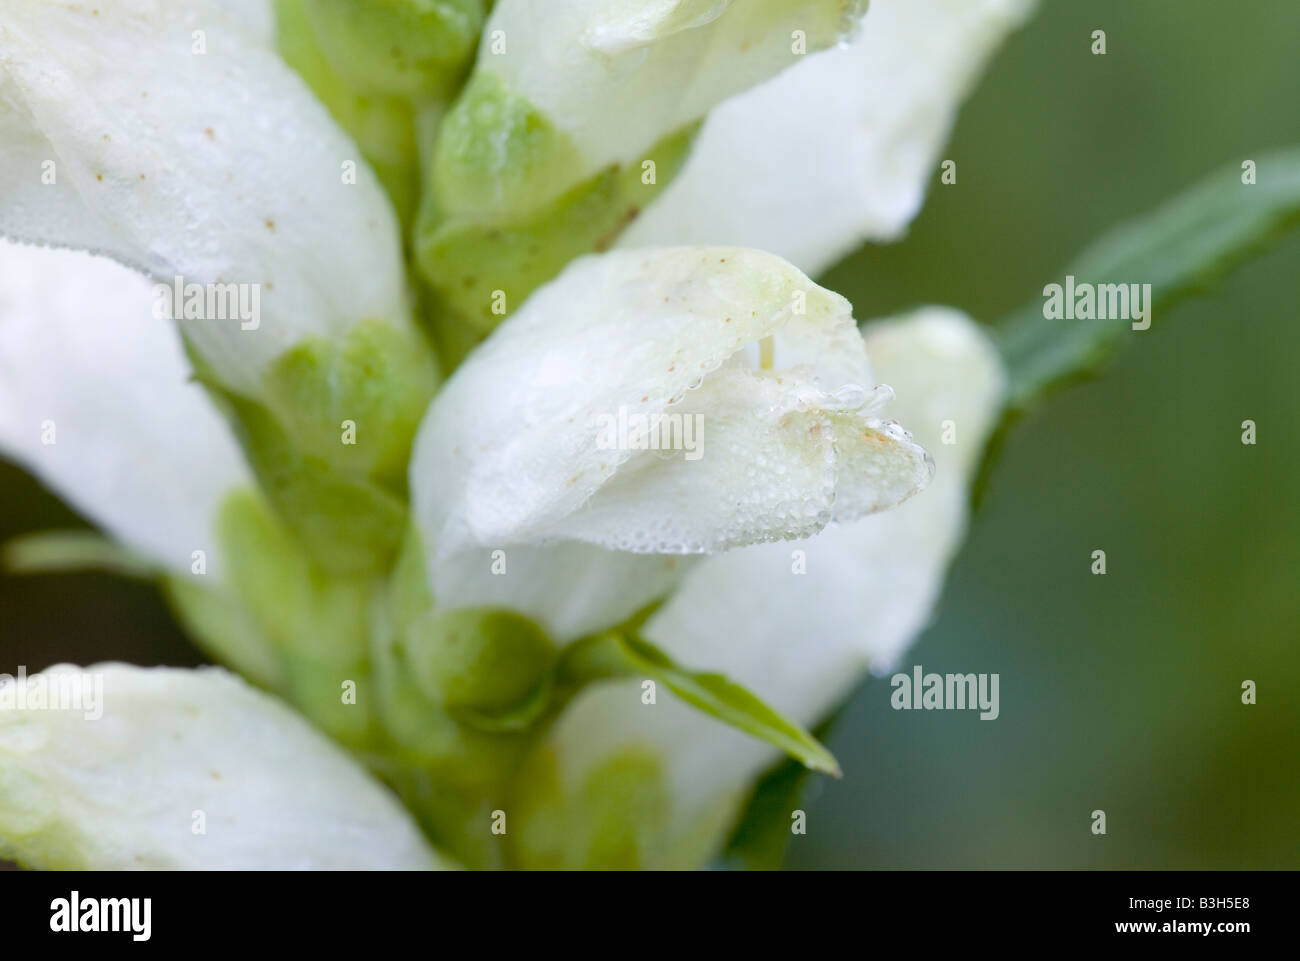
[410,246,932,641]
[0,0,1033,871]
[622,0,1038,274]
[0,0,411,398]
[513,308,1006,867]
[436,0,866,220]
[0,240,253,579]
[0,663,447,869]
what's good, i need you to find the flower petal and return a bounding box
[0,0,408,396]
[621,0,1036,275]
[0,239,252,579]
[437,0,866,220]
[410,247,930,640]
[0,663,448,869]
[517,308,1006,866]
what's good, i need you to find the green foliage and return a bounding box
[978,147,1300,504]
[1,530,155,580]
[998,148,1300,412]
[559,630,840,776]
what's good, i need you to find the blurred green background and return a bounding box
[2,0,1296,869]
[789,0,1300,868]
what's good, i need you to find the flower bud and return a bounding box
[410,246,932,640]
[300,0,486,97]
[407,608,555,719]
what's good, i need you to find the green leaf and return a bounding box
[720,711,845,870]
[978,147,1300,504]
[998,147,1300,413]
[559,631,840,777]
[1,530,156,579]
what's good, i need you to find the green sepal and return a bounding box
[218,391,410,574]
[1,530,156,579]
[386,524,435,637]
[207,490,380,748]
[406,607,557,728]
[274,0,424,229]
[428,71,584,222]
[368,599,539,792]
[300,0,485,99]
[505,747,671,871]
[558,631,841,777]
[190,320,437,575]
[416,115,699,361]
[260,320,437,494]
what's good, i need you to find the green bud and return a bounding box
[274,0,423,227]
[205,489,381,747]
[262,320,437,494]
[301,0,486,98]
[194,320,437,574]
[370,635,536,793]
[407,608,555,720]
[507,747,671,870]
[430,72,583,223]
[416,120,698,355]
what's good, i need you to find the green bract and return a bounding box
[415,0,866,344]
[418,119,697,356]
[301,0,486,97]
[274,0,424,228]
[408,608,556,720]
[197,321,437,574]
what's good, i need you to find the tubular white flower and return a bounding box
[0,239,252,579]
[522,308,1006,866]
[0,0,409,398]
[410,247,932,641]
[621,0,1037,275]
[0,663,449,870]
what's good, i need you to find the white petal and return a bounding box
[0,239,252,579]
[531,308,1006,864]
[0,663,448,869]
[442,0,863,217]
[621,0,1036,275]
[226,0,276,44]
[428,542,693,646]
[410,247,930,641]
[0,0,407,397]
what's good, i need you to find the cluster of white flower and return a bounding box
[0,0,1033,869]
